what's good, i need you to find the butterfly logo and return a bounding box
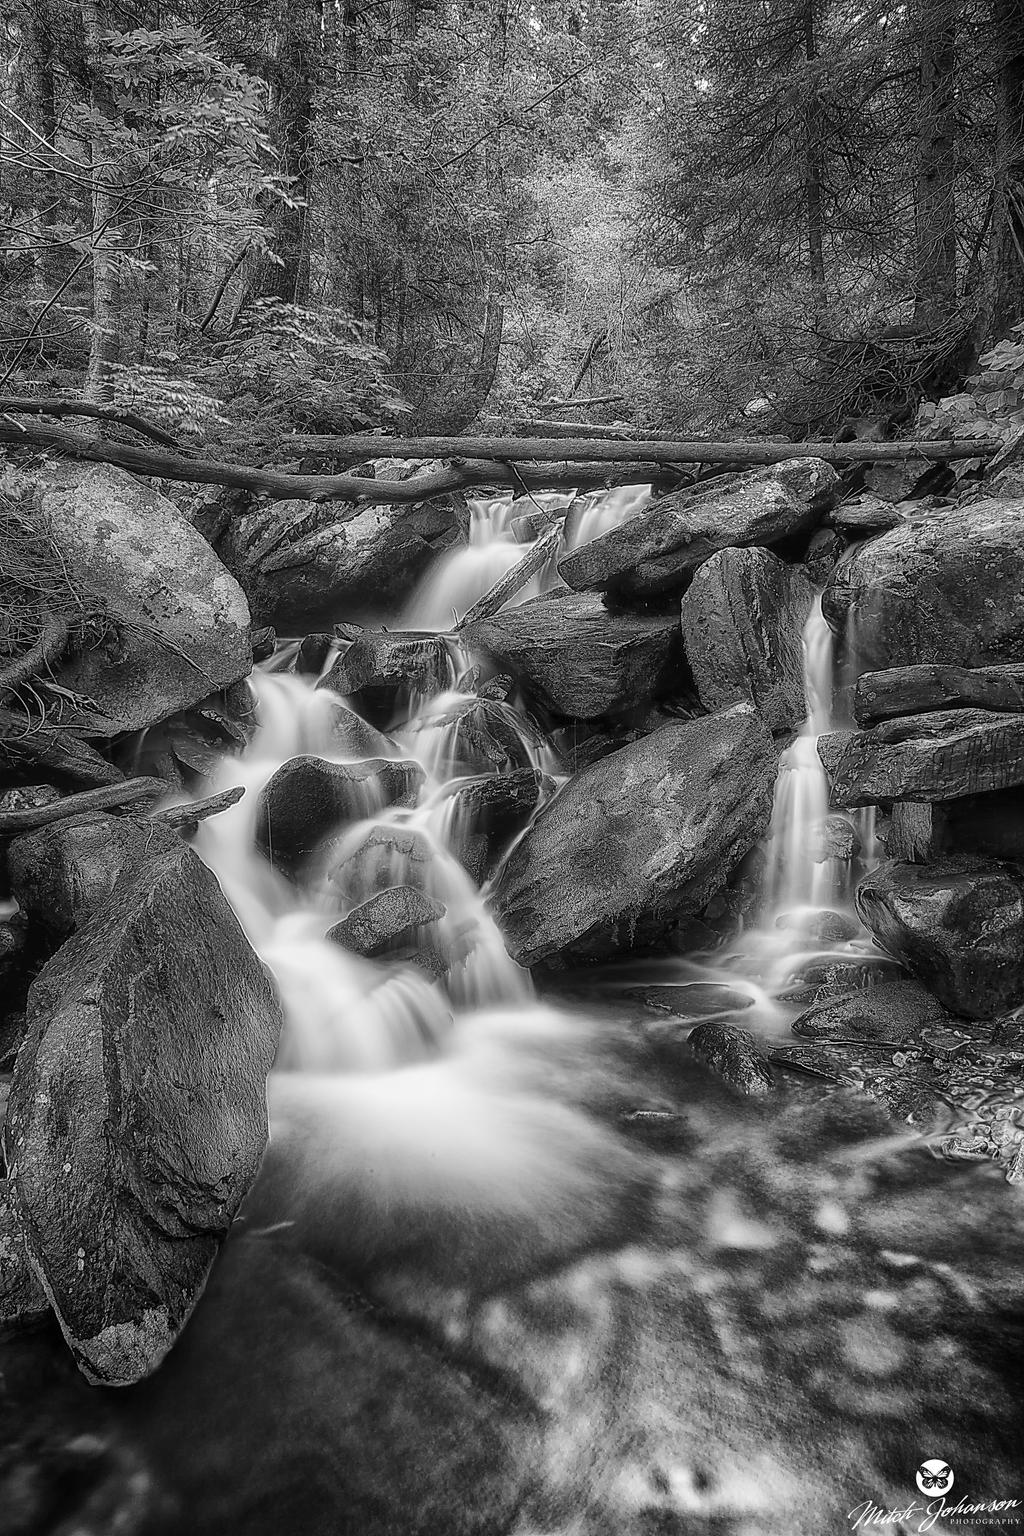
[916,1460,954,1495]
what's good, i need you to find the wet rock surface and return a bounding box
[330,824,435,903]
[680,546,814,729]
[686,1021,776,1096]
[3,840,281,1384]
[254,756,423,873]
[856,859,1024,1019]
[319,631,454,710]
[823,496,1024,672]
[212,494,456,629]
[402,694,550,775]
[327,886,446,958]
[854,660,1024,726]
[0,1180,50,1335]
[461,590,685,721]
[790,977,954,1042]
[818,707,1024,805]
[558,459,840,599]
[490,704,775,966]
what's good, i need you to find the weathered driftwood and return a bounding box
[0,707,124,787]
[455,523,563,630]
[291,432,1001,467]
[818,709,1024,806]
[0,617,70,701]
[856,662,1024,727]
[153,785,245,829]
[0,776,165,834]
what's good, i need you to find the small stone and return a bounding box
[688,1021,776,1097]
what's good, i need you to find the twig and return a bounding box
[153,785,245,828]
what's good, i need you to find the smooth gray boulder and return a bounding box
[461,591,685,720]
[29,465,251,734]
[823,497,1024,672]
[489,704,775,966]
[818,709,1024,806]
[557,459,839,599]
[212,496,455,628]
[679,546,814,729]
[3,841,282,1383]
[856,859,1024,1019]
[855,662,1024,727]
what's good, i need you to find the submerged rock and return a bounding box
[791,978,953,1042]
[18,464,252,735]
[461,590,685,721]
[489,704,775,966]
[557,459,839,600]
[856,859,1024,1019]
[823,497,1024,672]
[255,756,423,874]
[855,662,1024,728]
[687,1022,776,1097]
[634,983,755,1019]
[679,546,814,730]
[442,768,550,882]
[327,886,446,959]
[213,495,456,628]
[402,694,550,777]
[818,709,1024,806]
[3,840,282,1383]
[330,825,435,904]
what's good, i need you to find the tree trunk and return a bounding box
[80,0,121,407]
[988,0,1024,338]
[264,0,318,305]
[803,0,827,301]
[915,0,958,327]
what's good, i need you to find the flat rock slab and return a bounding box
[855,662,1024,727]
[557,459,839,600]
[633,983,755,1018]
[823,496,1024,673]
[461,590,685,721]
[856,859,1024,1019]
[791,978,953,1043]
[255,756,424,873]
[3,840,282,1383]
[680,546,814,730]
[327,886,446,958]
[25,465,251,735]
[687,1022,776,1097]
[489,704,775,967]
[818,709,1024,806]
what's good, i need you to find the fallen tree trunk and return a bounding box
[0,776,165,835]
[0,396,180,449]
[153,785,245,831]
[0,420,689,502]
[291,432,1002,466]
[455,522,563,629]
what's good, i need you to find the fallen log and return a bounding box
[0,421,688,504]
[0,707,124,787]
[0,776,165,835]
[0,395,180,449]
[153,785,245,830]
[291,432,1002,467]
[455,522,563,629]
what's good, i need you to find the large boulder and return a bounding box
[855,662,1024,727]
[557,459,840,600]
[212,497,455,629]
[254,756,424,874]
[460,591,685,721]
[856,859,1024,1019]
[3,841,282,1383]
[22,465,251,735]
[818,709,1024,807]
[319,632,455,724]
[790,977,952,1042]
[679,547,814,730]
[823,498,1024,672]
[8,814,183,940]
[489,704,775,966]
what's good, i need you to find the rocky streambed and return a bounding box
[2,451,1024,1532]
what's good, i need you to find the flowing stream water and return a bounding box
[38,483,1020,1536]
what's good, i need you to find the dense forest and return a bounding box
[2,0,1024,451]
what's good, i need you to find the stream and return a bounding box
[8,483,1024,1535]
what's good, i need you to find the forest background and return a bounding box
[1,0,1024,458]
